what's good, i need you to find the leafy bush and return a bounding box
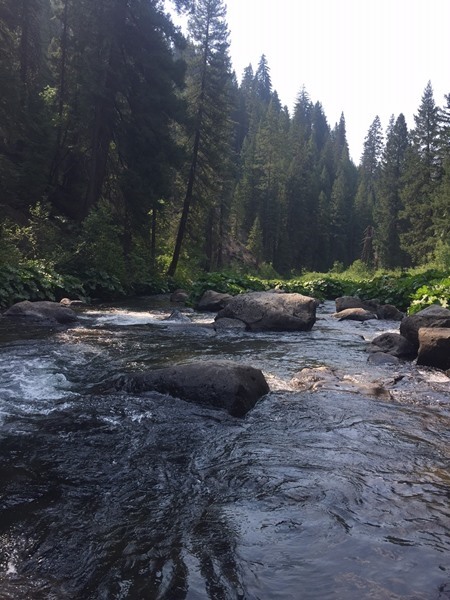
[345,259,375,279]
[409,278,450,314]
[350,270,448,312]
[76,268,125,300]
[433,240,450,270]
[189,271,268,304]
[0,262,85,309]
[68,201,127,287]
[6,202,72,266]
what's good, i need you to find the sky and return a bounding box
[168,0,450,163]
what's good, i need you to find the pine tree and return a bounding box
[0,0,52,217]
[167,0,233,276]
[329,115,358,266]
[400,82,441,263]
[46,0,185,227]
[254,54,272,105]
[251,97,287,265]
[284,87,315,272]
[433,92,450,246]
[354,115,383,264]
[376,114,410,268]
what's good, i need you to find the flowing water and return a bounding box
[0,298,449,600]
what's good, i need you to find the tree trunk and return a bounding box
[84,0,128,218]
[167,20,210,277]
[166,126,201,277]
[49,0,69,187]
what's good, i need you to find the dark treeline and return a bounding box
[1,0,449,291]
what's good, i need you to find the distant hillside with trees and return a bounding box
[0,0,449,300]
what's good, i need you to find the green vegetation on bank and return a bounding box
[0,253,448,315]
[188,266,449,314]
[0,203,448,313]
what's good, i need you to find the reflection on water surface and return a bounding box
[0,299,449,599]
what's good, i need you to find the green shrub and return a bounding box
[433,240,450,270]
[189,271,268,304]
[344,259,374,279]
[68,201,127,287]
[350,270,447,312]
[0,262,85,309]
[409,278,450,314]
[76,268,125,300]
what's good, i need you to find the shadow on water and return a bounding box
[0,299,449,599]
[0,391,251,599]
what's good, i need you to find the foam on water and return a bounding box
[84,308,166,326]
[84,307,214,327]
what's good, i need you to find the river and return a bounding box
[0,298,449,599]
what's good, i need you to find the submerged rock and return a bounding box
[3,300,78,325]
[112,360,270,417]
[367,352,400,366]
[163,310,192,323]
[216,291,317,332]
[290,366,391,398]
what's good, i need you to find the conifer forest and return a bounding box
[0,0,449,300]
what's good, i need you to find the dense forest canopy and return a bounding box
[0,0,449,295]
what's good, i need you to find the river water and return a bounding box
[0,298,449,600]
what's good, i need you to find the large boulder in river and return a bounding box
[3,300,78,325]
[196,290,233,312]
[400,305,450,349]
[215,291,317,332]
[417,327,450,371]
[113,361,269,417]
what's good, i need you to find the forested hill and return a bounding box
[0,0,449,290]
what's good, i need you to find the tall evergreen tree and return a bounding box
[376,114,410,268]
[433,92,450,244]
[254,54,272,105]
[45,0,185,226]
[0,0,52,217]
[284,87,315,271]
[354,115,383,264]
[167,0,233,276]
[400,82,441,263]
[329,114,358,266]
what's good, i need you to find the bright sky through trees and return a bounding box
[169,0,450,162]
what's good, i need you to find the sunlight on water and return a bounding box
[0,297,449,599]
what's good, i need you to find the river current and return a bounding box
[0,298,449,599]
